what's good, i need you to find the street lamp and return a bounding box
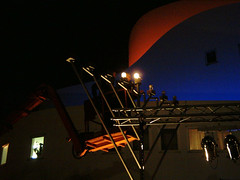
[133,72,141,84]
[121,72,131,81]
[133,72,141,107]
[120,72,132,86]
[121,72,127,78]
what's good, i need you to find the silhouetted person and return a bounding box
[147,85,156,96]
[160,91,168,101]
[172,96,179,106]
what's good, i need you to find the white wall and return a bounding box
[1,101,240,180]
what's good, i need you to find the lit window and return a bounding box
[189,129,231,150]
[161,129,178,150]
[189,129,205,150]
[30,137,44,159]
[1,143,9,165]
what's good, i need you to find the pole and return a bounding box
[139,118,145,180]
[117,82,137,109]
[82,68,141,170]
[136,83,140,107]
[134,81,144,180]
[101,75,140,140]
[66,58,134,180]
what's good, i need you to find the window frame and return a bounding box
[205,50,217,66]
[1,143,9,165]
[30,136,45,160]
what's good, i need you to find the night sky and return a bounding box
[1,0,176,118]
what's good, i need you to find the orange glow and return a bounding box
[129,0,240,67]
[85,131,137,153]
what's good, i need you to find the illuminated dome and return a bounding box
[127,0,240,100]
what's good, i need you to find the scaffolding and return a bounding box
[67,58,240,180]
[112,102,240,126]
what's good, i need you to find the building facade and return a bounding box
[127,0,240,101]
[1,1,240,180]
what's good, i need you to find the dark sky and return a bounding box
[0,0,176,118]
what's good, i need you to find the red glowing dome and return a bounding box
[129,0,240,67]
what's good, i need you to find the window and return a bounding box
[1,143,9,165]
[30,137,44,159]
[189,129,205,150]
[206,50,217,65]
[188,129,237,150]
[161,129,178,150]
